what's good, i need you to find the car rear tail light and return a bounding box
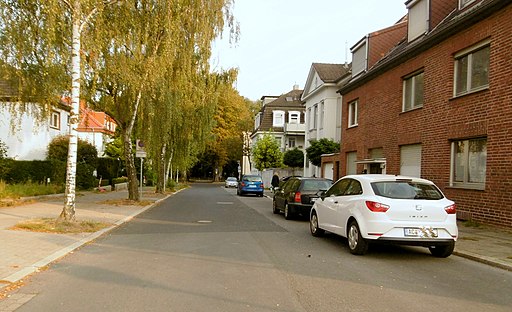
[261,183,264,189]
[366,201,389,212]
[241,182,245,187]
[445,204,456,214]
[294,192,301,203]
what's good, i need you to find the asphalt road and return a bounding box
[14,184,512,311]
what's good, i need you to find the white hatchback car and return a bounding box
[225,177,238,188]
[310,174,458,257]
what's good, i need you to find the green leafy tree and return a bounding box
[0,0,121,221]
[47,136,98,167]
[283,148,304,169]
[47,135,99,189]
[252,133,282,171]
[306,139,340,167]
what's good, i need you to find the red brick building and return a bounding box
[337,0,512,227]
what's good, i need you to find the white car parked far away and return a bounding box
[310,174,458,257]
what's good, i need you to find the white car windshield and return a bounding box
[371,181,444,200]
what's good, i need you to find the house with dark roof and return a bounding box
[251,85,305,172]
[301,63,351,179]
[336,0,512,228]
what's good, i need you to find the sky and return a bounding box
[210,0,408,101]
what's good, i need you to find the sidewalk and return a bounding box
[1,188,511,293]
[0,188,170,287]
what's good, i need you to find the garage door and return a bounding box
[323,163,333,180]
[400,144,421,177]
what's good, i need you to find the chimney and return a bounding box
[293,84,299,90]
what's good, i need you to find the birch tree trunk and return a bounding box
[59,16,81,222]
[156,143,166,194]
[123,128,139,200]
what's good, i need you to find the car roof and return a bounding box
[342,174,434,184]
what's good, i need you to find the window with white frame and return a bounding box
[351,39,367,76]
[319,101,325,129]
[407,0,429,42]
[307,108,313,130]
[254,112,262,130]
[403,71,424,111]
[335,97,342,142]
[454,42,490,96]
[459,0,477,9]
[289,111,300,124]
[348,100,358,128]
[288,137,296,148]
[273,110,285,127]
[50,111,60,129]
[451,138,486,188]
[313,104,318,129]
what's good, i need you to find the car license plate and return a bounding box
[248,185,255,188]
[310,198,318,203]
[404,227,438,238]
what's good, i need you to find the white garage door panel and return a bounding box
[400,144,421,177]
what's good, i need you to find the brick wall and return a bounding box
[341,5,512,228]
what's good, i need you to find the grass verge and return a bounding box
[0,181,65,200]
[10,218,111,234]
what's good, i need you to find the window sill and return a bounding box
[348,124,358,129]
[400,106,423,115]
[450,86,489,101]
[446,184,485,191]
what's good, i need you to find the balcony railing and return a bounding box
[285,122,305,134]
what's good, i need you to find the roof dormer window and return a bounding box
[351,37,368,77]
[406,0,429,42]
[273,110,285,127]
[288,111,300,124]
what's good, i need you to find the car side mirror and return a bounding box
[317,190,327,200]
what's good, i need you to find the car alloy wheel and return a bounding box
[347,221,368,255]
[310,212,324,237]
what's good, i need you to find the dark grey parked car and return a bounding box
[272,177,332,220]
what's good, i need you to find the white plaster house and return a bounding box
[250,86,306,174]
[1,81,116,160]
[0,101,70,160]
[301,63,351,178]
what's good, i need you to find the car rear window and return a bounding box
[371,181,444,200]
[302,180,332,191]
[244,176,262,182]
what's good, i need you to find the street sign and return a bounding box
[136,139,147,158]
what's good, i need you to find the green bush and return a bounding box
[112,177,129,184]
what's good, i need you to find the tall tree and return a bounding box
[252,133,282,171]
[0,0,120,221]
[86,0,238,198]
[306,138,340,167]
